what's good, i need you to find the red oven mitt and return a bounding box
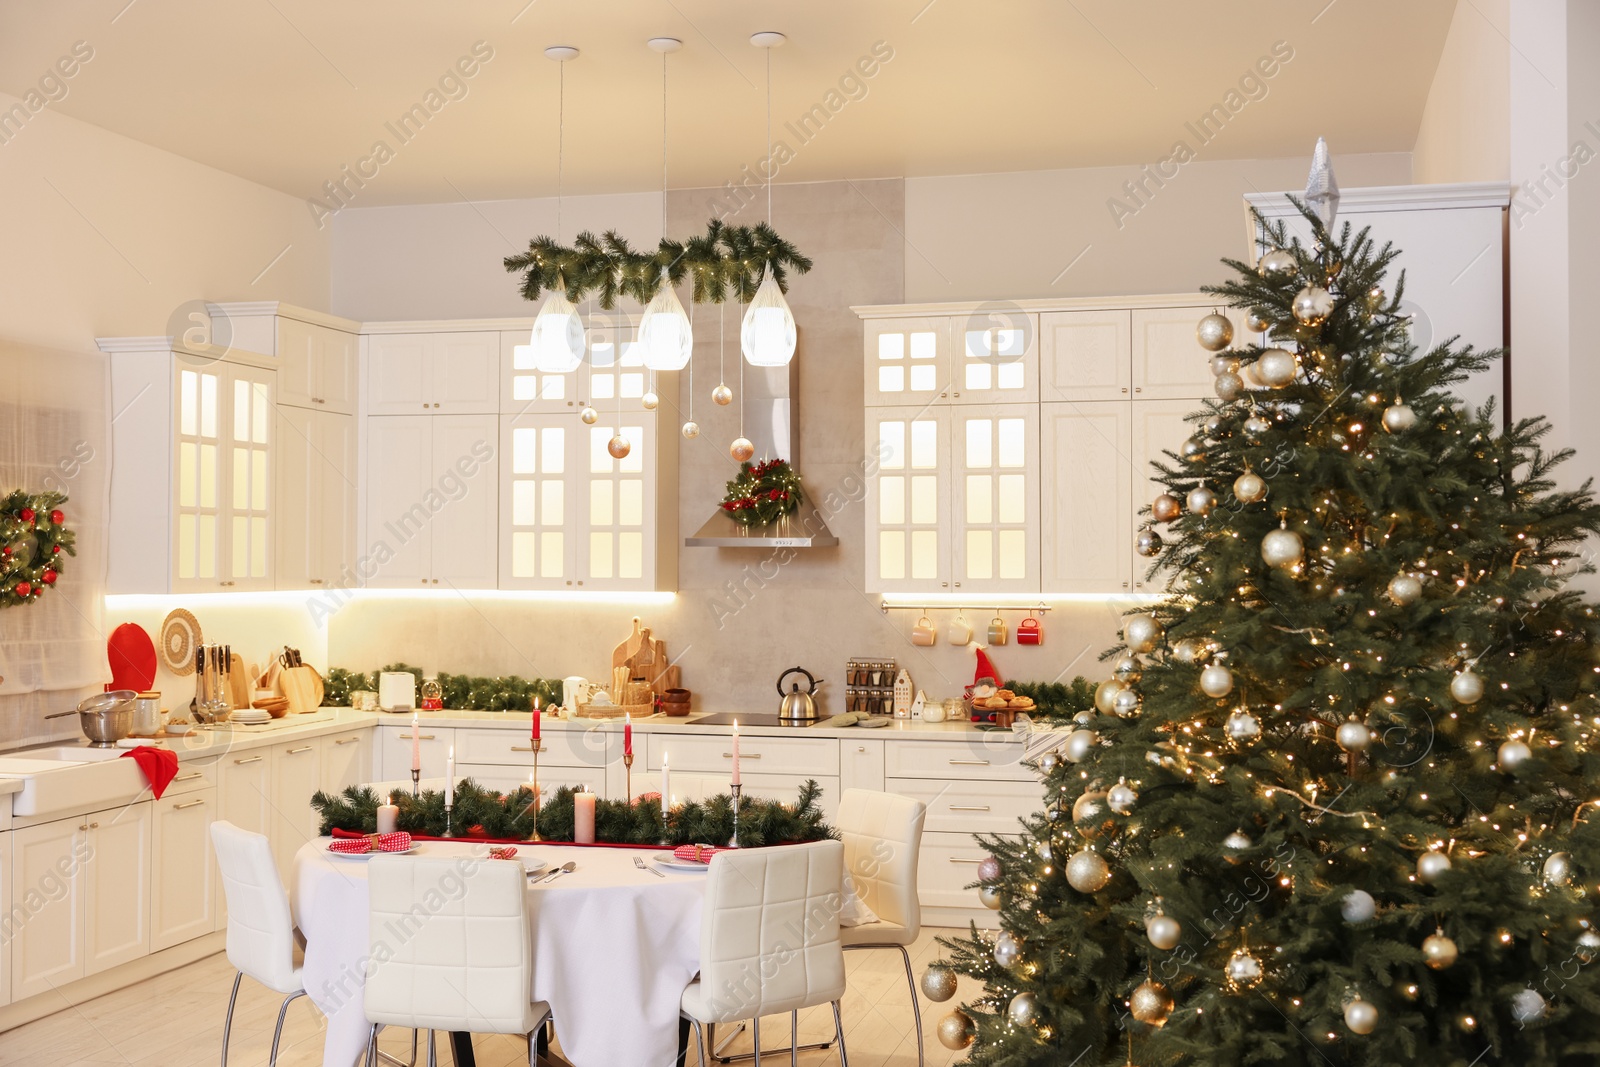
[120,746,179,799]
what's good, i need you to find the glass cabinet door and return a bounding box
[172,361,273,591]
[865,407,948,592]
[174,364,223,587]
[952,311,1038,405]
[950,405,1039,594]
[227,366,273,589]
[580,419,652,588]
[862,318,951,407]
[500,414,575,588]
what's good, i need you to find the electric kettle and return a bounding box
[777,666,822,724]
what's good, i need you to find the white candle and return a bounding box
[661,752,670,815]
[376,793,399,835]
[411,712,420,772]
[444,745,454,809]
[574,789,596,844]
[730,720,741,786]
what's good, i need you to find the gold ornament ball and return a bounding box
[1199,663,1234,698]
[1234,471,1267,504]
[1135,528,1163,558]
[607,434,632,460]
[681,420,701,439]
[1073,790,1113,836]
[1382,403,1416,433]
[1008,991,1041,1028]
[1129,980,1174,1026]
[1225,948,1263,988]
[1225,708,1261,742]
[1247,307,1273,332]
[1187,486,1217,517]
[580,406,600,425]
[1171,637,1206,664]
[1210,353,1240,377]
[1450,670,1485,705]
[1243,414,1272,437]
[1255,348,1299,388]
[1343,998,1379,1035]
[1417,850,1452,884]
[1544,851,1573,886]
[1113,655,1142,683]
[641,390,660,411]
[1292,285,1335,326]
[1107,778,1138,814]
[1064,728,1099,763]
[1498,738,1531,770]
[1257,249,1297,276]
[1422,931,1458,970]
[1387,573,1422,605]
[978,884,1003,910]
[936,1010,974,1051]
[1152,493,1183,523]
[1066,848,1111,893]
[1179,436,1208,462]
[1094,679,1125,714]
[1336,718,1372,752]
[1215,371,1245,402]
[711,384,733,406]
[730,437,755,462]
[1365,285,1386,311]
[1123,613,1164,653]
[1261,528,1304,569]
[1146,914,1182,950]
[920,965,958,1002]
[1196,313,1234,352]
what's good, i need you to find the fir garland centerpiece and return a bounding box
[2,490,75,608]
[720,458,804,528]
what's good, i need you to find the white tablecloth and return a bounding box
[293,839,707,1067]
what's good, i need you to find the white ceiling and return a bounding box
[0,0,1456,207]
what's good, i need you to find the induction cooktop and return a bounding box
[689,713,815,728]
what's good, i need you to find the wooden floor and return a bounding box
[0,929,978,1066]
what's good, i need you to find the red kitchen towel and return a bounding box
[328,829,414,854]
[672,843,723,864]
[120,746,179,799]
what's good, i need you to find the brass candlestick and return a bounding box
[623,751,634,804]
[730,783,743,849]
[530,747,544,842]
[411,767,420,798]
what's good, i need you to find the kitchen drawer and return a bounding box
[453,727,616,769]
[164,760,217,797]
[645,733,838,777]
[891,777,1042,834]
[841,739,885,793]
[458,761,607,797]
[377,725,454,779]
[884,738,1031,781]
[917,829,1024,909]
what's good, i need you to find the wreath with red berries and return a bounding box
[2,491,75,608]
[719,458,805,528]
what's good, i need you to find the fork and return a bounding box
[634,855,666,878]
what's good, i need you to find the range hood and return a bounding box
[685,360,839,549]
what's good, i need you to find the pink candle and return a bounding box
[624,712,633,758]
[574,789,596,844]
[411,712,420,772]
[532,697,541,743]
[730,720,741,786]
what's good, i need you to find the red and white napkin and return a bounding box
[672,843,724,865]
[328,827,414,854]
[487,846,519,861]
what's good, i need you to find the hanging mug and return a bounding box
[988,614,1008,645]
[947,611,973,645]
[911,615,937,646]
[1017,616,1042,645]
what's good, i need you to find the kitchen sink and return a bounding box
[23,746,130,762]
[0,746,151,817]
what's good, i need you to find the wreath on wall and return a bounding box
[720,459,805,528]
[1,491,75,608]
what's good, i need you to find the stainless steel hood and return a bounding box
[685,361,839,549]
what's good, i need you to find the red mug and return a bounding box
[1017,617,1042,645]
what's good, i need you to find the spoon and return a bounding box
[538,861,577,884]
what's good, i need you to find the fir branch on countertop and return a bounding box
[311,779,835,848]
[1005,678,1096,721]
[322,664,562,711]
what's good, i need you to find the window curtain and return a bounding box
[0,340,110,747]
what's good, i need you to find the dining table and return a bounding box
[292,838,710,1067]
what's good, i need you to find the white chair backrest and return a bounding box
[837,789,926,935]
[697,840,846,1022]
[365,855,536,1034]
[210,820,299,992]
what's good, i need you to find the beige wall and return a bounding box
[1412,0,1511,184]
[0,91,329,351]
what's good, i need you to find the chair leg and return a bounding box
[365,1024,379,1067]
[694,1020,709,1067]
[425,1030,437,1067]
[267,991,307,1067]
[751,1016,761,1067]
[219,971,243,1067]
[790,1011,799,1067]
[897,944,926,1067]
[831,1001,850,1067]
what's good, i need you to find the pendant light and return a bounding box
[639,37,694,372]
[531,45,585,375]
[742,32,797,368]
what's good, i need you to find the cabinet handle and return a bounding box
[314,397,325,404]
[286,746,314,754]
[431,578,439,584]
[857,746,866,753]
[722,752,761,759]
[1121,387,1129,393]
[174,799,206,810]
[310,578,324,585]
[89,822,99,829]
[1135,387,1143,393]
[948,857,982,865]
[234,756,264,764]
[79,824,89,832]
[416,734,437,740]
[949,759,990,766]
[421,403,429,409]
[420,578,428,585]
[174,772,204,782]
[433,402,440,408]
[220,580,236,587]
[334,737,359,745]
[949,805,992,812]
[511,745,546,753]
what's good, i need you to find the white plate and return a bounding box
[520,859,549,877]
[654,854,714,872]
[326,845,419,860]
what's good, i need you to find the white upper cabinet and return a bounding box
[501,331,579,415]
[1130,399,1197,593]
[1041,402,1132,592]
[863,318,952,407]
[276,316,357,413]
[949,404,1040,594]
[1040,310,1132,402]
[364,413,498,589]
[276,406,355,589]
[866,406,948,593]
[1131,306,1243,400]
[951,313,1038,405]
[367,331,499,414]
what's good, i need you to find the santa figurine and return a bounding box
[966,646,1004,722]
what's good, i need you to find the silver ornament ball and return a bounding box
[920,965,958,1002]
[1095,678,1126,714]
[1146,914,1182,951]
[1417,851,1452,884]
[1387,574,1422,605]
[1343,998,1378,1035]
[1008,991,1040,1028]
[1225,708,1261,742]
[1336,719,1372,752]
[1224,830,1252,855]
[1196,313,1235,352]
[1341,889,1376,924]
[1187,486,1217,517]
[1112,687,1142,719]
[1512,988,1547,1024]
[1498,738,1532,770]
[1107,779,1138,814]
[1234,471,1267,504]
[1382,403,1417,433]
[978,884,1003,910]
[1038,751,1060,775]
[1257,249,1297,276]
[1135,528,1164,558]
[640,390,660,411]
[1226,948,1264,988]
[1244,415,1272,437]
[1292,285,1335,326]
[1578,929,1600,963]
[1261,528,1305,569]
[1544,851,1574,886]
[992,930,1022,968]
[1066,848,1111,893]
[1179,436,1208,462]
[1450,671,1485,705]
[1113,655,1142,683]
[579,406,599,425]
[1123,613,1164,653]
[1199,663,1235,699]
[1256,348,1299,388]
[1064,728,1099,763]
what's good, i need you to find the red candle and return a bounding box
[624,711,633,757]
[531,697,541,742]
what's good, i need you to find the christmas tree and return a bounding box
[924,176,1600,1064]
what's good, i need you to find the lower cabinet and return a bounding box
[84,804,151,976]
[270,742,322,879]
[322,729,373,794]
[376,724,455,782]
[151,789,216,951]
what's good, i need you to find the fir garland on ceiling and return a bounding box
[503,218,812,308]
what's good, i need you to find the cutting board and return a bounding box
[278,665,323,715]
[228,653,250,710]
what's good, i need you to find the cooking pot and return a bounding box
[777,667,821,725]
[46,690,137,747]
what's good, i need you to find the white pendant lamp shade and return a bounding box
[639,282,694,371]
[530,290,585,373]
[740,271,797,367]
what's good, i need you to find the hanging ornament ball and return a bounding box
[977,855,1002,883]
[1258,249,1297,276]
[580,406,600,425]
[1108,778,1139,815]
[1210,354,1241,378]
[1038,751,1061,776]
[1387,574,1423,606]
[1135,529,1164,558]
[1146,914,1182,951]
[1244,414,1273,438]
[1341,889,1377,924]
[1225,708,1262,742]
[711,384,733,406]
[681,420,700,439]
[1343,998,1378,1035]
[1498,738,1532,771]
[1336,719,1372,752]
[1123,613,1164,653]
[1064,728,1099,764]
[1234,471,1267,504]
[1450,670,1485,705]
[1544,851,1574,886]
[1512,988,1548,1025]
[1382,403,1417,433]
[978,884,1003,910]
[1580,929,1600,963]
[992,930,1022,968]
[1130,980,1174,1026]
[1417,851,1452,884]
[1225,948,1264,988]
[15,582,31,598]
[1171,637,1206,664]
[1113,655,1142,684]
[41,569,57,584]
[1179,436,1208,463]
[1247,307,1273,332]
[1066,848,1111,893]
[1204,414,1226,437]
[1261,528,1304,569]
[1292,286,1335,326]
[1223,830,1252,857]
[1256,348,1299,388]
[19,508,35,523]
[1008,991,1041,1028]
[1422,931,1459,969]
[607,434,632,460]
[1187,486,1217,517]
[641,391,660,411]
[1112,687,1142,719]
[1199,663,1235,699]
[730,438,756,463]
[1072,790,1113,832]
[1196,313,1235,352]
[1214,371,1244,402]
[920,965,958,1003]
[1094,678,1126,714]
[936,1010,975,1051]
[1152,493,1183,523]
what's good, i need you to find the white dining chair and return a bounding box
[837,788,929,1067]
[210,820,308,1067]
[679,839,850,1067]
[363,855,552,1067]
